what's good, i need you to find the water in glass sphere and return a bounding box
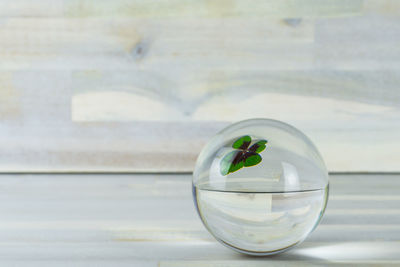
[193,119,329,255]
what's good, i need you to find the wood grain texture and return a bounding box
[0,0,364,18]
[0,1,399,172]
[0,173,398,266]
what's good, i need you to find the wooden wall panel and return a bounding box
[0,1,399,172]
[0,0,363,18]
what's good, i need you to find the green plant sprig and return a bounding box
[220,135,268,176]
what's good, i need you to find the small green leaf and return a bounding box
[243,152,262,167]
[220,150,239,175]
[221,135,267,175]
[228,159,244,174]
[249,140,268,153]
[232,135,251,150]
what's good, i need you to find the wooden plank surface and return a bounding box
[0,0,364,18]
[0,1,399,172]
[0,173,398,266]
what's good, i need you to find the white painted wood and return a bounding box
[0,1,399,172]
[0,173,398,266]
[0,0,364,18]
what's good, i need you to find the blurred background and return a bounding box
[0,0,399,173]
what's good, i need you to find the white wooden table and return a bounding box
[0,173,398,266]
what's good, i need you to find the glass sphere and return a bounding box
[193,118,329,255]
